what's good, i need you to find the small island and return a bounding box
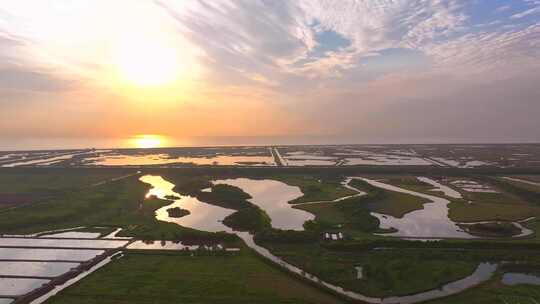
[166,207,190,218]
[459,222,521,238]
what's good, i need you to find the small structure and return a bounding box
[355,266,364,279]
[323,231,344,241]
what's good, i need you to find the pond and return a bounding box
[140,175,234,233]
[502,273,540,286]
[213,178,314,230]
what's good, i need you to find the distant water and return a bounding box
[0,135,371,151]
[1,136,538,151]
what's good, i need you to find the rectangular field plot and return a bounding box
[0,261,79,277]
[0,248,103,262]
[0,238,128,249]
[0,278,49,296]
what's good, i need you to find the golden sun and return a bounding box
[130,135,164,148]
[115,36,180,87]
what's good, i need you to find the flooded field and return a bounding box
[85,154,275,166]
[42,232,102,239]
[0,238,128,249]
[0,248,104,261]
[0,261,78,277]
[502,273,540,286]
[0,225,130,301]
[3,144,540,168]
[0,278,49,296]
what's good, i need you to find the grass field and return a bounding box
[259,243,477,298]
[45,251,345,304]
[348,179,428,218]
[0,169,134,194]
[273,175,356,204]
[448,200,540,222]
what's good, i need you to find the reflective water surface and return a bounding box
[417,177,462,199]
[0,278,49,296]
[0,238,128,249]
[214,178,314,230]
[41,232,102,239]
[87,154,275,166]
[355,177,474,238]
[502,273,540,286]
[0,248,104,262]
[141,175,498,303]
[140,175,234,233]
[0,261,79,277]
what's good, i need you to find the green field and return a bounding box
[348,179,428,218]
[259,243,478,298]
[0,169,134,194]
[45,251,345,304]
[273,175,356,204]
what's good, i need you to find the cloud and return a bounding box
[511,5,540,19]
[0,67,75,92]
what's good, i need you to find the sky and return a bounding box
[1,0,540,146]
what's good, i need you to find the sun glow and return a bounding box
[115,35,181,87]
[130,135,165,148]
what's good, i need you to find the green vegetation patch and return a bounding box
[45,251,344,304]
[459,222,522,238]
[0,169,135,209]
[448,199,540,222]
[0,169,133,194]
[223,206,271,232]
[196,183,253,210]
[166,207,190,218]
[274,175,356,204]
[348,179,428,218]
[260,243,477,298]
